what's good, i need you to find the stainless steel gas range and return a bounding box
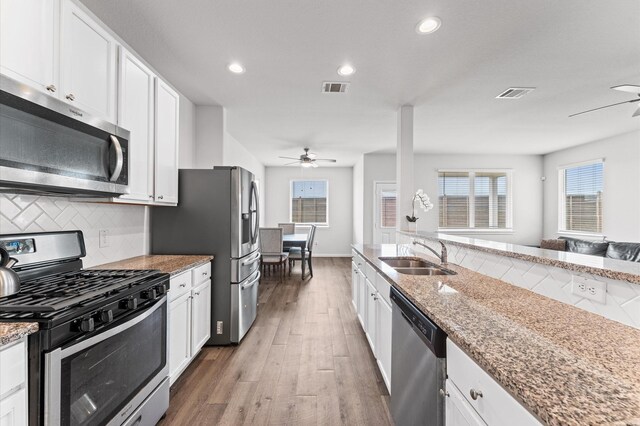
[0,231,170,426]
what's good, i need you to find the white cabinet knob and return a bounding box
[469,388,483,400]
[65,93,75,101]
[46,84,56,92]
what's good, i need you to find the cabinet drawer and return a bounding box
[375,273,392,305]
[192,262,211,284]
[0,339,26,398]
[364,262,376,282]
[169,271,192,301]
[355,254,365,271]
[447,340,540,426]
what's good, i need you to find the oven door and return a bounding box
[44,297,168,426]
[0,74,129,197]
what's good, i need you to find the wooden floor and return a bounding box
[159,258,392,425]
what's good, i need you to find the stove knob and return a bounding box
[120,298,138,310]
[155,284,168,295]
[76,317,95,333]
[142,288,157,300]
[97,309,113,324]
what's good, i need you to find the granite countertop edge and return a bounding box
[0,322,39,346]
[92,255,213,277]
[351,243,640,426]
[400,231,640,285]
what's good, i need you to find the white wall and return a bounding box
[178,95,196,168]
[352,156,364,244]
[543,130,640,242]
[194,105,225,168]
[357,153,544,245]
[264,167,353,256]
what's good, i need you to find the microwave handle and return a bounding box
[109,135,124,182]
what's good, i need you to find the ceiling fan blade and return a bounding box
[279,156,300,160]
[633,104,640,117]
[569,99,640,118]
[611,85,640,94]
[315,159,337,162]
[310,162,319,168]
[307,152,317,159]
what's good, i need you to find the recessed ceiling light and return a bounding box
[228,63,245,74]
[337,64,356,76]
[416,17,441,34]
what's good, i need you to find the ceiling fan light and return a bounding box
[301,162,314,168]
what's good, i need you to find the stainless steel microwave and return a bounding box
[0,75,129,197]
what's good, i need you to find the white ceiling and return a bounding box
[81,0,640,166]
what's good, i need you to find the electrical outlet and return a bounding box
[216,321,223,335]
[571,277,606,304]
[99,229,109,248]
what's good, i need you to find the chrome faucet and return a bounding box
[412,240,448,265]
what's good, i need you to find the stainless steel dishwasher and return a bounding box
[390,286,447,426]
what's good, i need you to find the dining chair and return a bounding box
[289,225,316,278]
[278,223,296,235]
[259,228,289,281]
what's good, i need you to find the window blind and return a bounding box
[562,162,603,233]
[291,180,328,224]
[438,171,511,230]
[380,191,397,228]
[438,172,470,228]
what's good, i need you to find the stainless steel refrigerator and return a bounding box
[151,167,260,345]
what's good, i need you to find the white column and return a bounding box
[396,105,414,232]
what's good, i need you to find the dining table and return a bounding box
[283,233,308,279]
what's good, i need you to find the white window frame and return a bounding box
[289,179,329,226]
[557,159,604,237]
[437,169,514,234]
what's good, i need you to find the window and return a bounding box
[380,190,397,228]
[559,160,603,234]
[438,170,512,230]
[290,180,328,224]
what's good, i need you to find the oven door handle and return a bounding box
[109,135,124,182]
[61,295,166,358]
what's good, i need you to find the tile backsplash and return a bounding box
[0,194,148,267]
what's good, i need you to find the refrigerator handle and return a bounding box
[250,180,260,245]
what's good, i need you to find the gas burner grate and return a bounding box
[0,269,161,313]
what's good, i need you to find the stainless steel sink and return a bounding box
[394,267,455,276]
[379,257,434,268]
[379,257,457,276]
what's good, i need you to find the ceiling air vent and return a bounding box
[495,87,536,99]
[322,82,350,93]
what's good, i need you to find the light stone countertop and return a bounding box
[0,322,38,346]
[353,243,640,426]
[93,255,213,276]
[401,231,640,285]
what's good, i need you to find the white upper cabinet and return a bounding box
[118,47,155,203]
[0,0,60,95]
[154,79,180,204]
[60,0,117,122]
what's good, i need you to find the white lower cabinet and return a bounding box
[0,338,28,426]
[446,340,541,426]
[351,253,392,393]
[168,263,212,385]
[446,380,487,426]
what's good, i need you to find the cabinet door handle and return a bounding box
[179,283,186,288]
[66,93,75,101]
[158,195,164,200]
[46,84,56,93]
[371,292,376,296]
[439,389,449,398]
[469,388,483,400]
[202,272,207,276]
[194,291,200,296]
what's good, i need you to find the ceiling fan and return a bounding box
[569,85,640,118]
[279,148,337,168]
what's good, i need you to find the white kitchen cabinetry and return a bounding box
[60,0,117,122]
[351,251,392,393]
[446,380,487,426]
[154,79,180,204]
[0,0,59,96]
[446,340,541,426]
[0,338,28,426]
[168,262,212,385]
[117,47,155,203]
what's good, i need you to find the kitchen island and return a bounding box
[353,244,640,426]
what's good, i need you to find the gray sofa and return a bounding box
[541,237,640,262]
